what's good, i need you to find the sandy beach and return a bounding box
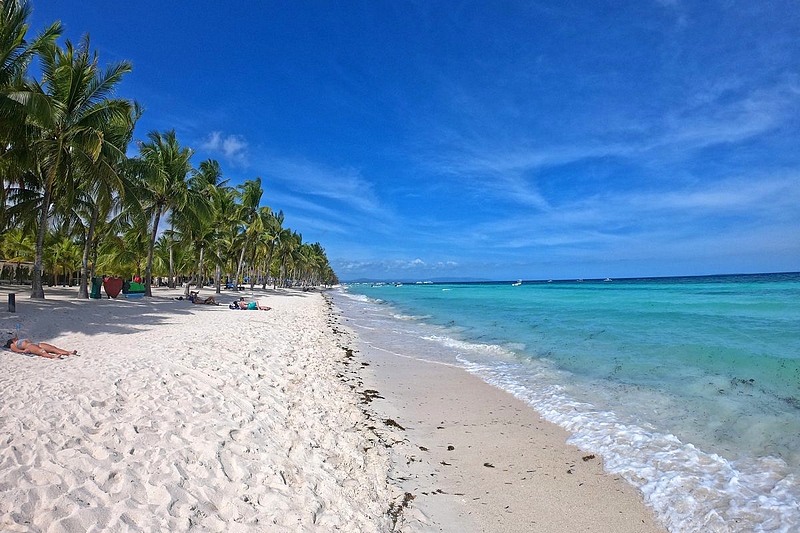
[328,294,667,533]
[0,286,665,532]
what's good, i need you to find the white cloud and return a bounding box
[334,257,459,275]
[462,173,800,255]
[417,78,799,217]
[201,131,249,167]
[258,156,390,218]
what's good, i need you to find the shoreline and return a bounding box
[0,285,666,532]
[327,291,668,532]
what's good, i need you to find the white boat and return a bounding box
[512,279,522,286]
[604,278,612,282]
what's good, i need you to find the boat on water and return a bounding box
[512,279,522,286]
[604,278,612,282]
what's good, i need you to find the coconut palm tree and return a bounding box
[7,35,133,298]
[170,194,214,297]
[46,231,81,286]
[1,1,60,256]
[99,220,149,280]
[0,0,61,157]
[75,102,141,298]
[180,158,225,293]
[209,183,237,293]
[0,225,33,281]
[136,130,193,297]
[233,177,264,290]
[275,228,301,288]
[256,209,283,289]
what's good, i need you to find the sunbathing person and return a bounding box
[232,297,271,310]
[4,336,77,359]
[189,291,219,305]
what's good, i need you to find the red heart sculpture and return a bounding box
[103,277,123,298]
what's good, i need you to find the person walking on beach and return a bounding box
[4,336,78,359]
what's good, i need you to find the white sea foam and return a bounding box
[392,313,433,321]
[422,334,517,358]
[458,357,800,533]
[338,291,383,304]
[332,280,800,532]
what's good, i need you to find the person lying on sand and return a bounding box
[189,291,219,305]
[4,336,78,359]
[231,298,271,310]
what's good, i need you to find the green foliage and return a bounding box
[0,2,337,295]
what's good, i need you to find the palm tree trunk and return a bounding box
[278,255,286,289]
[144,209,162,297]
[78,203,100,299]
[168,223,175,288]
[30,186,53,299]
[264,240,276,289]
[249,252,257,290]
[215,244,222,294]
[197,246,205,288]
[235,236,249,291]
[90,243,98,278]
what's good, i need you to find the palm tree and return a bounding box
[75,103,141,298]
[99,220,149,280]
[136,130,193,297]
[275,228,301,288]
[183,158,225,293]
[0,226,33,281]
[170,194,214,297]
[0,0,61,248]
[258,209,283,289]
[47,231,81,286]
[233,177,264,290]
[8,35,133,298]
[0,0,61,154]
[210,183,237,293]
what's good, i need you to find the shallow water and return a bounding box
[334,273,800,532]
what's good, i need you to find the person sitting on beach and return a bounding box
[232,297,271,310]
[4,336,77,359]
[189,291,219,305]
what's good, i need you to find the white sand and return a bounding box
[0,286,667,532]
[327,294,668,533]
[0,286,401,532]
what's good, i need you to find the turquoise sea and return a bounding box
[334,273,800,533]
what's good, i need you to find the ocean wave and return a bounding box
[422,334,517,359]
[458,357,800,533]
[338,292,383,305]
[391,313,433,321]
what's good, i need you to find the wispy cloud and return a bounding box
[656,81,796,150]
[413,76,799,220]
[335,258,459,275]
[259,157,385,217]
[467,173,800,253]
[201,131,249,167]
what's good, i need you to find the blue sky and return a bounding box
[29,1,800,281]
